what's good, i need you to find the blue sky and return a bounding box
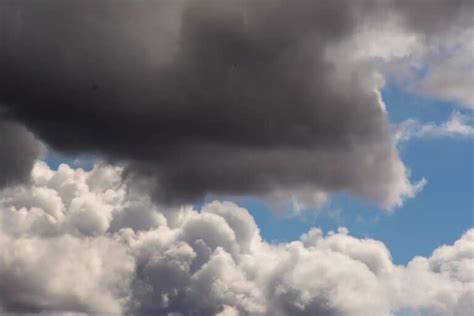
[45,83,473,266]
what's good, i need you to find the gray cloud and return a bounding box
[0,0,435,209]
[418,30,474,109]
[0,162,472,315]
[0,116,41,189]
[391,0,474,36]
[378,1,474,110]
[1,1,473,315]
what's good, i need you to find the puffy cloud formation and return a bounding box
[0,162,472,315]
[7,0,473,208]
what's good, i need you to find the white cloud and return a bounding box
[394,111,474,142]
[418,29,474,109]
[0,161,472,315]
[343,16,474,111]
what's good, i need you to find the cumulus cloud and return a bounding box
[0,161,472,315]
[2,0,462,209]
[0,2,472,315]
[394,111,474,142]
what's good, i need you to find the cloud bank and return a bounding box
[6,0,473,208]
[0,162,472,315]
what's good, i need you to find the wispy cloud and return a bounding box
[394,111,474,142]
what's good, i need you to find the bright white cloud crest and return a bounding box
[0,162,472,315]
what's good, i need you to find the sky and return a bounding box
[220,84,474,266]
[45,81,474,266]
[0,1,473,315]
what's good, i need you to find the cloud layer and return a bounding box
[4,0,467,208]
[0,162,472,315]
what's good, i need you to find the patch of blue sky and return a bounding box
[45,148,95,171]
[383,81,471,123]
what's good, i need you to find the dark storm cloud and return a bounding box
[392,0,474,36]
[0,0,440,207]
[0,115,41,189]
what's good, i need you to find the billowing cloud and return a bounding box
[0,1,472,315]
[0,117,42,189]
[1,0,459,209]
[0,162,472,315]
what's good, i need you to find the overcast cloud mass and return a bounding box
[0,1,473,314]
[4,0,472,208]
[0,162,472,316]
[0,117,42,190]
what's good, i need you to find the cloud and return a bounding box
[0,116,42,189]
[0,2,472,315]
[0,161,472,315]
[345,1,474,111]
[407,27,474,110]
[391,0,473,36]
[0,0,455,209]
[419,38,474,109]
[380,25,474,110]
[394,111,474,142]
